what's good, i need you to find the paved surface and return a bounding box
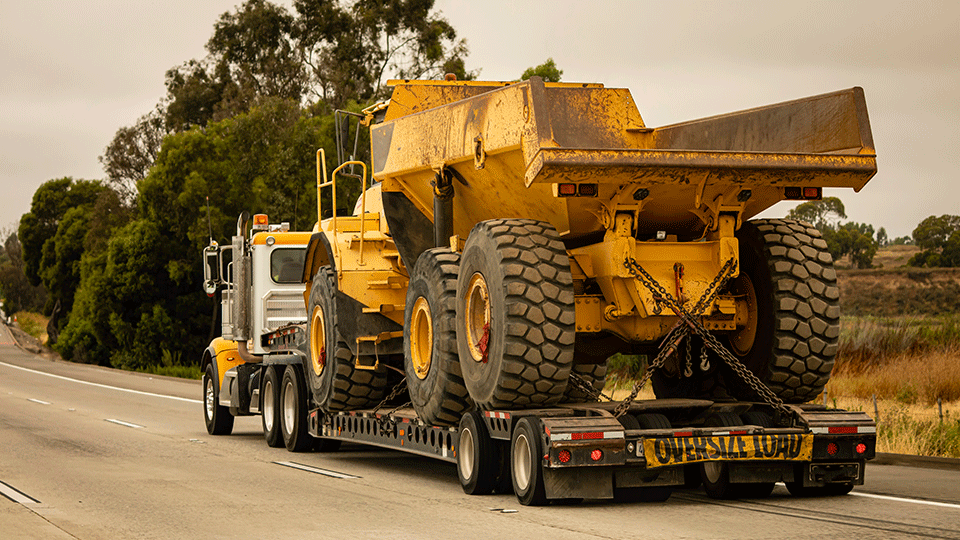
[1,323,959,539]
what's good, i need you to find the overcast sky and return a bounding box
[2,1,958,239]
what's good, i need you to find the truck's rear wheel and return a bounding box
[203,363,234,435]
[262,365,284,447]
[280,364,314,452]
[723,219,840,403]
[456,219,575,409]
[511,416,548,506]
[307,267,386,411]
[457,410,497,495]
[404,249,472,426]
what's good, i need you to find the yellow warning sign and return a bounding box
[643,434,813,469]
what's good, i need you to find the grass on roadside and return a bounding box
[12,311,48,343]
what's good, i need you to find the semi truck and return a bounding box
[200,77,878,505]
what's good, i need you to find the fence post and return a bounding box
[823,390,828,406]
[873,394,879,423]
[939,398,944,424]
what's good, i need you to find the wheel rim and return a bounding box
[465,272,491,363]
[410,296,433,380]
[205,376,215,419]
[459,425,475,480]
[263,378,275,432]
[282,379,296,435]
[310,305,326,377]
[513,432,532,491]
[703,461,723,484]
[730,273,758,356]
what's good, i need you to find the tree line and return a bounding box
[0,0,562,373]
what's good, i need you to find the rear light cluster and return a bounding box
[556,183,598,197]
[551,446,607,465]
[784,186,822,200]
[816,438,872,459]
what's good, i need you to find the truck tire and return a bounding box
[307,266,386,411]
[563,362,608,402]
[203,363,234,435]
[511,416,548,506]
[280,364,314,452]
[262,365,284,447]
[723,219,840,403]
[404,249,472,426]
[456,219,575,409]
[457,410,497,495]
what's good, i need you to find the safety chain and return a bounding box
[621,257,799,427]
[372,377,412,433]
[568,371,614,403]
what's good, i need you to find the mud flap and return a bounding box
[542,467,613,500]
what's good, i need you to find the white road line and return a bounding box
[0,361,201,404]
[0,481,40,505]
[851,491,960,510]
[274,461,360,479]
[27,398,51,405]
[105,419,145,429]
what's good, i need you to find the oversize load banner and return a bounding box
[643,434,814,469]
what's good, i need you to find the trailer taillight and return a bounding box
[855,443,867,455]
[590,449,603,462]
[827,442,839,456]
[558,450,572,464]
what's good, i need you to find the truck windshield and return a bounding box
[271,248,306,284]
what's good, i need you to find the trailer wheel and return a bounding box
[457,410,497,495]
[307,266,386,411]
[203,363,234,435]
[457,219,575,409]
[262,365,284,447]
[280,364,314,452]
[723,219,840,403]
[700,412,775,499]
[511,416,548,506]
[404,249,472,426]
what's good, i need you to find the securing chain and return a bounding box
[622,256,798,426]
[372,377,412,433]
[568,371,614,403]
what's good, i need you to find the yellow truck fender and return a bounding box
[202,337,244,395]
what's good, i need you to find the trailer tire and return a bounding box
[700,412,775,499]
[280,364,314,452]
[203,363,234,435]
[457,219,575,409]
[262,365,284,447]
[457,410,497,495]
[307,267,386,411]
[511,416,548,506]
[723,219,840,403]
[404,249,472,426]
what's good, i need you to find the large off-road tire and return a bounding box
[723,219,840,403]
[203,363,234,435]
[307,266,386,412]
[456,219,576,409]
[404,249,472,426]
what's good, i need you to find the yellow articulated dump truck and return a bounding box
[201,77,877,505]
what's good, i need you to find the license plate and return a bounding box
[642,434,813,469]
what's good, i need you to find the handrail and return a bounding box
[316,148,370,274]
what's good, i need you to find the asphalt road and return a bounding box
[1,324,958,540]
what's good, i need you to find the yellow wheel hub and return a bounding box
[410,296,433,380]
[465,272,491,363]
[310,305,326,377]
[730,273,758,356]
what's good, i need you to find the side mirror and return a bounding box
[203,244,220,296]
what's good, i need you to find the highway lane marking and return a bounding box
[27,398,51,405]
[0,481,40,505]
[105,419,145,429]
[0,361,202,405]
[851,491,960,510]
[274,461,360,479]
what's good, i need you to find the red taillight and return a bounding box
[590,449,603,462]
[856,443,867,455]
[557,183,577,197]
[558,450,572,464]
[803,187,821,199]
[827,442,839,456]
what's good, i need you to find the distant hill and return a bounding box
[837,246,960,317]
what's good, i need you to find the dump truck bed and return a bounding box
[372,78,876,240]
